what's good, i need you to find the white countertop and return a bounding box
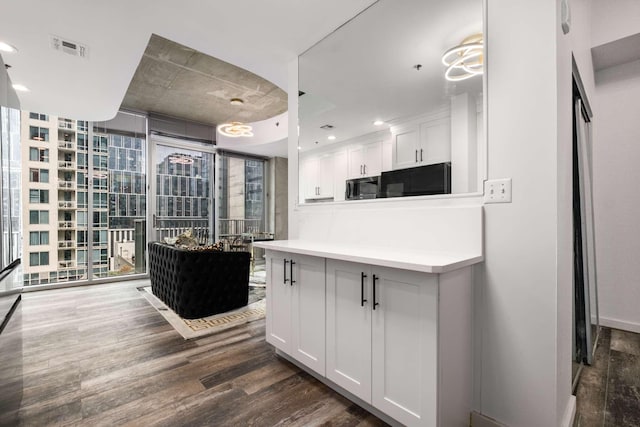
[253,240,483,274]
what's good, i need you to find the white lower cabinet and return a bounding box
[267,251,472,427]
[327,260,439,427]
[326,261,373,401]
[266,251,326,375]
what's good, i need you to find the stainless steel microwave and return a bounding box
[345,176,380,200]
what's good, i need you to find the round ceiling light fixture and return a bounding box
[169,155,195,165]
[218,122,253,138]
[373,120,384,126]
[442,34,484,82]
[229,98,244,106]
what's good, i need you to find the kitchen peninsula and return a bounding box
[254,236,483,427]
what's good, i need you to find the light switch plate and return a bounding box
[484,178,512,203]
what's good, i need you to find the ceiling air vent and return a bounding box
[50,35,89,59]
[320,124,334,130]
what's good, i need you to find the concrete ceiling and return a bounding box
[121,34,287,126]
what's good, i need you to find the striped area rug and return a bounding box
[139,286,265,340]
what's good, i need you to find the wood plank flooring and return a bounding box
[574,326,640,427]
[0,281,388,426]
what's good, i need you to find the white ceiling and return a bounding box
[299,0,483,151]
[0,0,376,121]
[592,32,640,72]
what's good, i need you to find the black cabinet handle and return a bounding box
[372,274,379,310]
[360,165,363,175]
[284,259,289,284]
[420,148,423,162]
[290,260,296,285]
[361,272,368,306]
[415,150,418,162]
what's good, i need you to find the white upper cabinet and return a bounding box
[333,149,348,201]
[391,114,451,171]
[393,128,419,169]
[299,152,335,201]
[348,140,383,178]
[420,118,451,165]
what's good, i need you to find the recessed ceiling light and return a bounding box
[297,146,302,150]
[12,84,29,92]
[373,120,384,126]
[328,135,336,140]
[0,42,17,53]
[230,98,244,106]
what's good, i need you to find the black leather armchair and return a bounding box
[148,242,250,319]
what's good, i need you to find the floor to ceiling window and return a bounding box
[0,106,21,270]
[150,137,215,245]
[21,111,147,286]
[18,111,272,288]
[216,152,268,245]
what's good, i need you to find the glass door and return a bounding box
[572,75,599,390]
[150,137,215,246]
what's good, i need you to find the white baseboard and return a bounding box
[561,395,576,427]
[472,396,575,427]
[471,411,507,427]
[600,316,640,334]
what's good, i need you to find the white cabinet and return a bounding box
[420,119,451,164]
[266,251,326,375]
[348,140,382,178]
[333,149,348,202]
[392,118,451,170]
[327,260,439,426]
[393,128,420,169]
[266,254,291,351]
[266,249,472,427]
[300,153,335,201]
[371,267,438,426]
[326,261,372,401]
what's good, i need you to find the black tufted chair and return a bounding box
[148,242,250,319]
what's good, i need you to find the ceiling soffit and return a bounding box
[121,34,288,126]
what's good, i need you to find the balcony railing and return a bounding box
[58,120,75,130]
[58,241,76,249]
[58,161,76,170]
[58,260,76,269]
[58,201,76,209]
[154,217,210,244]
[58,181,76,190]
[58,221,76,229]
[58,141,76,151]
[219,218,262,237]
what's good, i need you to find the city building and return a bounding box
[2,1,640,426]
[21,112,147,285]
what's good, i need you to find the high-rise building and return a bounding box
[21,112,146,286]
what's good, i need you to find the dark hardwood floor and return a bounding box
[574,326,640,427]
[0,281,388,426]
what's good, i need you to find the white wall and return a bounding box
[286,0,588,425]
[481,1,565,425]
[591,0,640,47]
[592,60,640,333]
